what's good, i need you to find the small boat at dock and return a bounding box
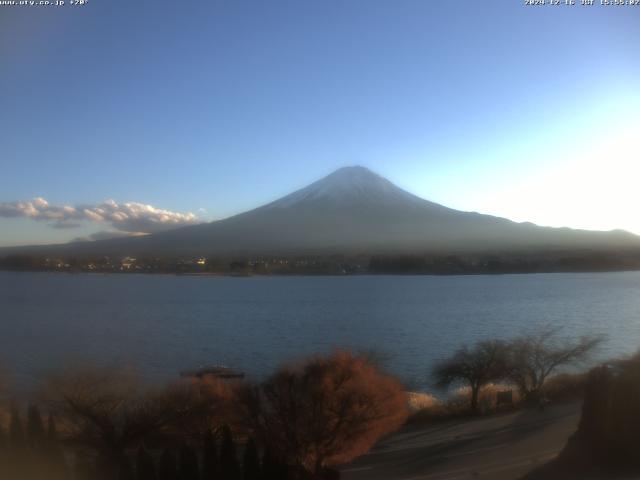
[180,365,245,380]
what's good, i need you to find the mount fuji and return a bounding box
[4,166,639,256]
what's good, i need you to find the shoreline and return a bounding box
[2,267,640,277]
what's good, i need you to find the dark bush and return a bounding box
[560,355,640,472]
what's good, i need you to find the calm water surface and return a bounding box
[2,271,640,391]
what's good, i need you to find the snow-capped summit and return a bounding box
[265,166,437,209]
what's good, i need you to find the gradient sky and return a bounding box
[1,0,639,246]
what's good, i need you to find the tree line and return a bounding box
[433,327,603,413]
[0,404,266,480]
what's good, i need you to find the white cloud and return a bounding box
[0,198,200,235]
[71,230,148,243]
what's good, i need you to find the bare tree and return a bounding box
[433,340,509,414]
[239,351,408,478]
[162,375,235,438]
[507,327,604,401]
[44,366,198,475]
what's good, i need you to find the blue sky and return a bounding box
[1,0,639,246]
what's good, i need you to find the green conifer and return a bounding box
[220,426,240,480]
[242,438,260,480]
[136,447,157,480]
[158,449,179,480]
[9,404,25,451]
[179,444,200,480]
[27,404,46,450]
[202,430,219,479]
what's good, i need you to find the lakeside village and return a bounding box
[3,249,640,275]
[0,254,367,275]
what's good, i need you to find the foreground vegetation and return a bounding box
[0,329,604,480]
[0,352,407,480]
[524,351,640,479]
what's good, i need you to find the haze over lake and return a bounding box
[2,271,639,392]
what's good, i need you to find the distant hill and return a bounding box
[2,166,639,257]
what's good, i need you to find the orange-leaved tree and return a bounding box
[240,350,408,478]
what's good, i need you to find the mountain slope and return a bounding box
[3,166,639,256]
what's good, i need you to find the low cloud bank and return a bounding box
[0,197,200,237]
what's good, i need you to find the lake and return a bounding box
[1,271,639,392]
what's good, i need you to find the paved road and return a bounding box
[341,402,581,480]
